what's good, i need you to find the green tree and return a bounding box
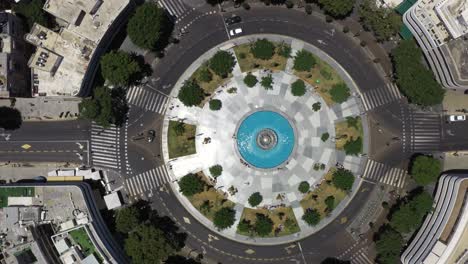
[237,219,253,233]
[79,86,116,127]
[178,174,204,197]
[197,67,213,83]
[392,40,445,106]
[13,0,49,29]
[317,0,356,18]
[255,214,273,236]
[278,44,292,58]
[375,226,404,264]
[293,50,316,72]
[298,181,310,194]
[209,99,222,111]
[0,107,22,130]
[302,208,321,226]
[312,102,322,111]
[359,0,402,41]
[213,207,236,230]
[248,192,263,207]
[324,195,335,211]
[321,132,330,142]
[100,51,141,87]
[209,51,236,78]
[346,116,360,129]
[261,74,274,90]
[410,155,441,185]
[125,224,175,263]
[244,73,258,87]
[127,3,169,50]
[178,80,205,107]
[250,39,276,60]
[343,137,362,156]
[329,83,351,103]
[116,207,141,233]
[332,168,355,191]
[390,191,433,233]
[209,165,223,178]
[291,79,307,96]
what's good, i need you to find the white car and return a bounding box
[229,28,242,36]
[449,115,466,122]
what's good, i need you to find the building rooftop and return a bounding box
[103,191,121,210]
[435,0,468,39]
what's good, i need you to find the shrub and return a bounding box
[278,44,292,58]
[344,137,362,156]
[298,181,310,193]
[312,102,322,111]
[197,67,212,83]
[261,74,274,90]
[209,99,222,111]
[238,219,252,233]
[209,51,236,78]
[239,52,247,59]
[213,207,236,230]
[320,68,333,80]
[410,155,441,185]
[329,83,351,103]
[325,195,335,211]
[291,79,307,96]
[178,80,205,107]
[346,116,360,129]
[209,165,223,178]
[178,173,204,196]
[302,209,321,226]
[293,50,316,72]
[321,132,330,142]
[255,214,273,236]
[332,168,355,191]
[173,122,186,136]
[248,192,263,207]
[244,73,258,88]
[251,39,276,60]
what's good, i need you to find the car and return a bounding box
[449,115,466,122]
[229,28,243,37]
[147,130,156,142]
[225,16,241,25]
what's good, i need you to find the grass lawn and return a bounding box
[188,172,235,221]
[167,121,196,159]
[300,169,347,219]
[334,117,363,150]
[294,54,344,106]
[233,43,288,73]
[237,207,300,237]
[0,187,35,207]
[69,228,102,263]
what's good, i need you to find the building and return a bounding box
[0,11,30,98]
[403,0,468,91]
[24,0,131,97]
[400,173,468,264]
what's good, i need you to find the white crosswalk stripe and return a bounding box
[90,123,121,170]
[362,159,407,189]
[350,248,373,264]
[158,0,188,19]
[124,165,171,196]
[361,83,402,111]
[126,86,169,114]
[406,111,441,153]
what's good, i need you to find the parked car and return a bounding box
[147,130,156,142]
[229,28,243,37]
[449,115,466,122]
[225,15,241,25]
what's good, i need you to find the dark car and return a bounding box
[225,16,241,25]
[147,130,156,142]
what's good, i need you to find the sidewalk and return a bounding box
[0,97,80,121]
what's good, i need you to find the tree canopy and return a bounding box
[213,207,236,230]
[298,181,310,194]
[244,73,258,88]
[291,79,306,96]
[317,0,356,18]
[127,3,169,50]
[251,39,276,60]
[302,208,321,226]
[209,51,236,78]
[293,50,316,72]
[359,0,402,41]
[116,206,141,234]
[79,86,128,127]
[332,168,355,191]
[329,83,351,103]
[392,40,445,106]
[248,192,263,207]
[410,155,441,185]
[375,226,404,264]
[100,51,141,87]
[390,191,433,233]
[13,0,49,29]
[209,99,222,111]
[0,107,22,130]
[209,165,223,178]
[254,213,274,236]
[343,137,362,156]
[261,74,274,90]
[125,224,175,263]
[178,174,205,196]
[177,80,205,107]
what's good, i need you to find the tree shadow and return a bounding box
[149,210,188,251]
[320,257,351,264]
[0,107,22,130]
[165,255,201,264]
[153,11,175,53]
[110,87,129,127]
[130,54,153,85]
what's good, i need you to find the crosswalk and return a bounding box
[405,110,441,153]
[90,123,121,170]
[361,83,403,111]
[158,0,189,20]
[125,166,171,197]
[126,86,169,114]
[350,248,373,264]
[362,159,407,189]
